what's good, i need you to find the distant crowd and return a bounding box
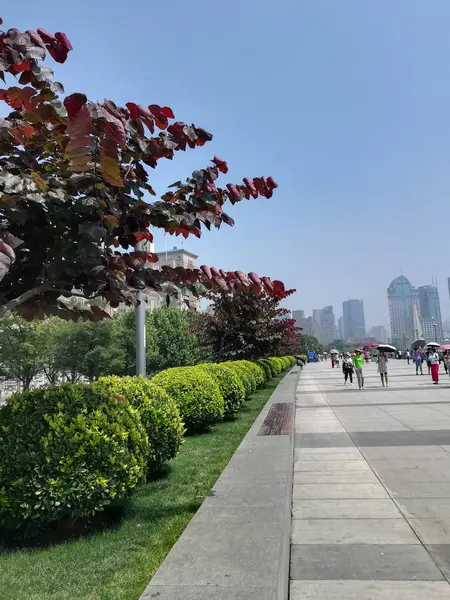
[297,345,449,389]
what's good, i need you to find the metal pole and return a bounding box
[434,324,438,343]
[403,331,406,350]
[135,240,146,377]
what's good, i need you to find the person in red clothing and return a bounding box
[429,350,440,384]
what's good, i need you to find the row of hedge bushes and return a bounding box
[0,356,295,537]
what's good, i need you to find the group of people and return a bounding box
[410,347,448,384]
[340,345,448,388]
[341,349,388,389]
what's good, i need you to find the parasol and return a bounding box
[378,344,397,353]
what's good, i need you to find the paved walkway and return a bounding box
[291,359,450,599]
[141,368,299,600]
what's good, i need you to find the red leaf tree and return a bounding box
[194,289,299,361]
[0,19,284,321]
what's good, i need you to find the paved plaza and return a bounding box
[292,359,450,599]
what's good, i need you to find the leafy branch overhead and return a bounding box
[0,18,284,320]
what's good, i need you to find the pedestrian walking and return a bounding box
[364,351,370,364]
[406,349,410,365]
[342,352,354,386]
[413,347,423,375]
[353,348,365,389]
[429,349,440,384]
[426,349,432,375]
[377,351,388,387]
[443,351,449,375]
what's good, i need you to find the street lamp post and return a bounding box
[135,239,146,377]
[403,331,406,350]
[433,323,438,343]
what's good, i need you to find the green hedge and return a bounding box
[254,359,271,381]
[152,366,224,431]
[223,362,254,397]
[240,361,265,386]
[0,383,148,536]
[93,376,185,470]
[225,361,258,395]
[198,364,245,419]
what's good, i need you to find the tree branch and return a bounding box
[0,284,100,319]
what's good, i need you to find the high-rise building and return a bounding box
[297,316,313,335]
[387,275,415,349]
[292,310,305,325]
[320,305,336,345]
[448,277,450,304]
[369,325,387,342]
[342,299,366,339]
[338,316,345,340]
[312,309,323,342]
[417,284,443,342]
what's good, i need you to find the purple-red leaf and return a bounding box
[64,93,87,119]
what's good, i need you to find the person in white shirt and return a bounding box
[429,350,440,384]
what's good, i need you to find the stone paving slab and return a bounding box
[294,459,371,471]
[290,581,450,599]
[142,586,275,600]
[294,470,380,483]
[291,518,418,544]
[293,498,402,519]
[293,482,389,499]
[290,544,444,580]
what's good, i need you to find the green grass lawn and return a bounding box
[0,374,284,600]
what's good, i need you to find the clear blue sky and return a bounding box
[3,1,450,329]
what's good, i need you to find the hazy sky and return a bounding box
[3,1,450,329]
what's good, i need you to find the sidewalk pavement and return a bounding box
[140,367,299,600]
[291,360,450,599]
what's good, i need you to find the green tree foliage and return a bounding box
[51,319,124,382]
[0,313,46,390]
[116,307,202,376]
[299,334,323,354]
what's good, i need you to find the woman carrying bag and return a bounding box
[342,352,354,386]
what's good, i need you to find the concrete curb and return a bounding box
[140,367,299,600]
[276,367,298,600]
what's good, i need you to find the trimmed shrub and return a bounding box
[226,362,258,394]
[152,366,224,431]
[0,383,148,536]
[224,362,254,397]
[93,376,185,469]
[198,364,245,419]
[254,359,271,382]
[261,358,277,377]
[268,357,282,375]
[239,360,265,386]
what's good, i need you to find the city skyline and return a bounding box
[292,273,449,345]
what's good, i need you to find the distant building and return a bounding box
[342,299,366,339]
[387,276,416,349]
[116,246,201,313]
[338,316,345,340]
[387,275,443,347]
[369,325,387,342]
[417,285,443,342]
[321,306,336,345]
[421,318,439,343]
[292,310,305,324]
[299,316,314,335]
